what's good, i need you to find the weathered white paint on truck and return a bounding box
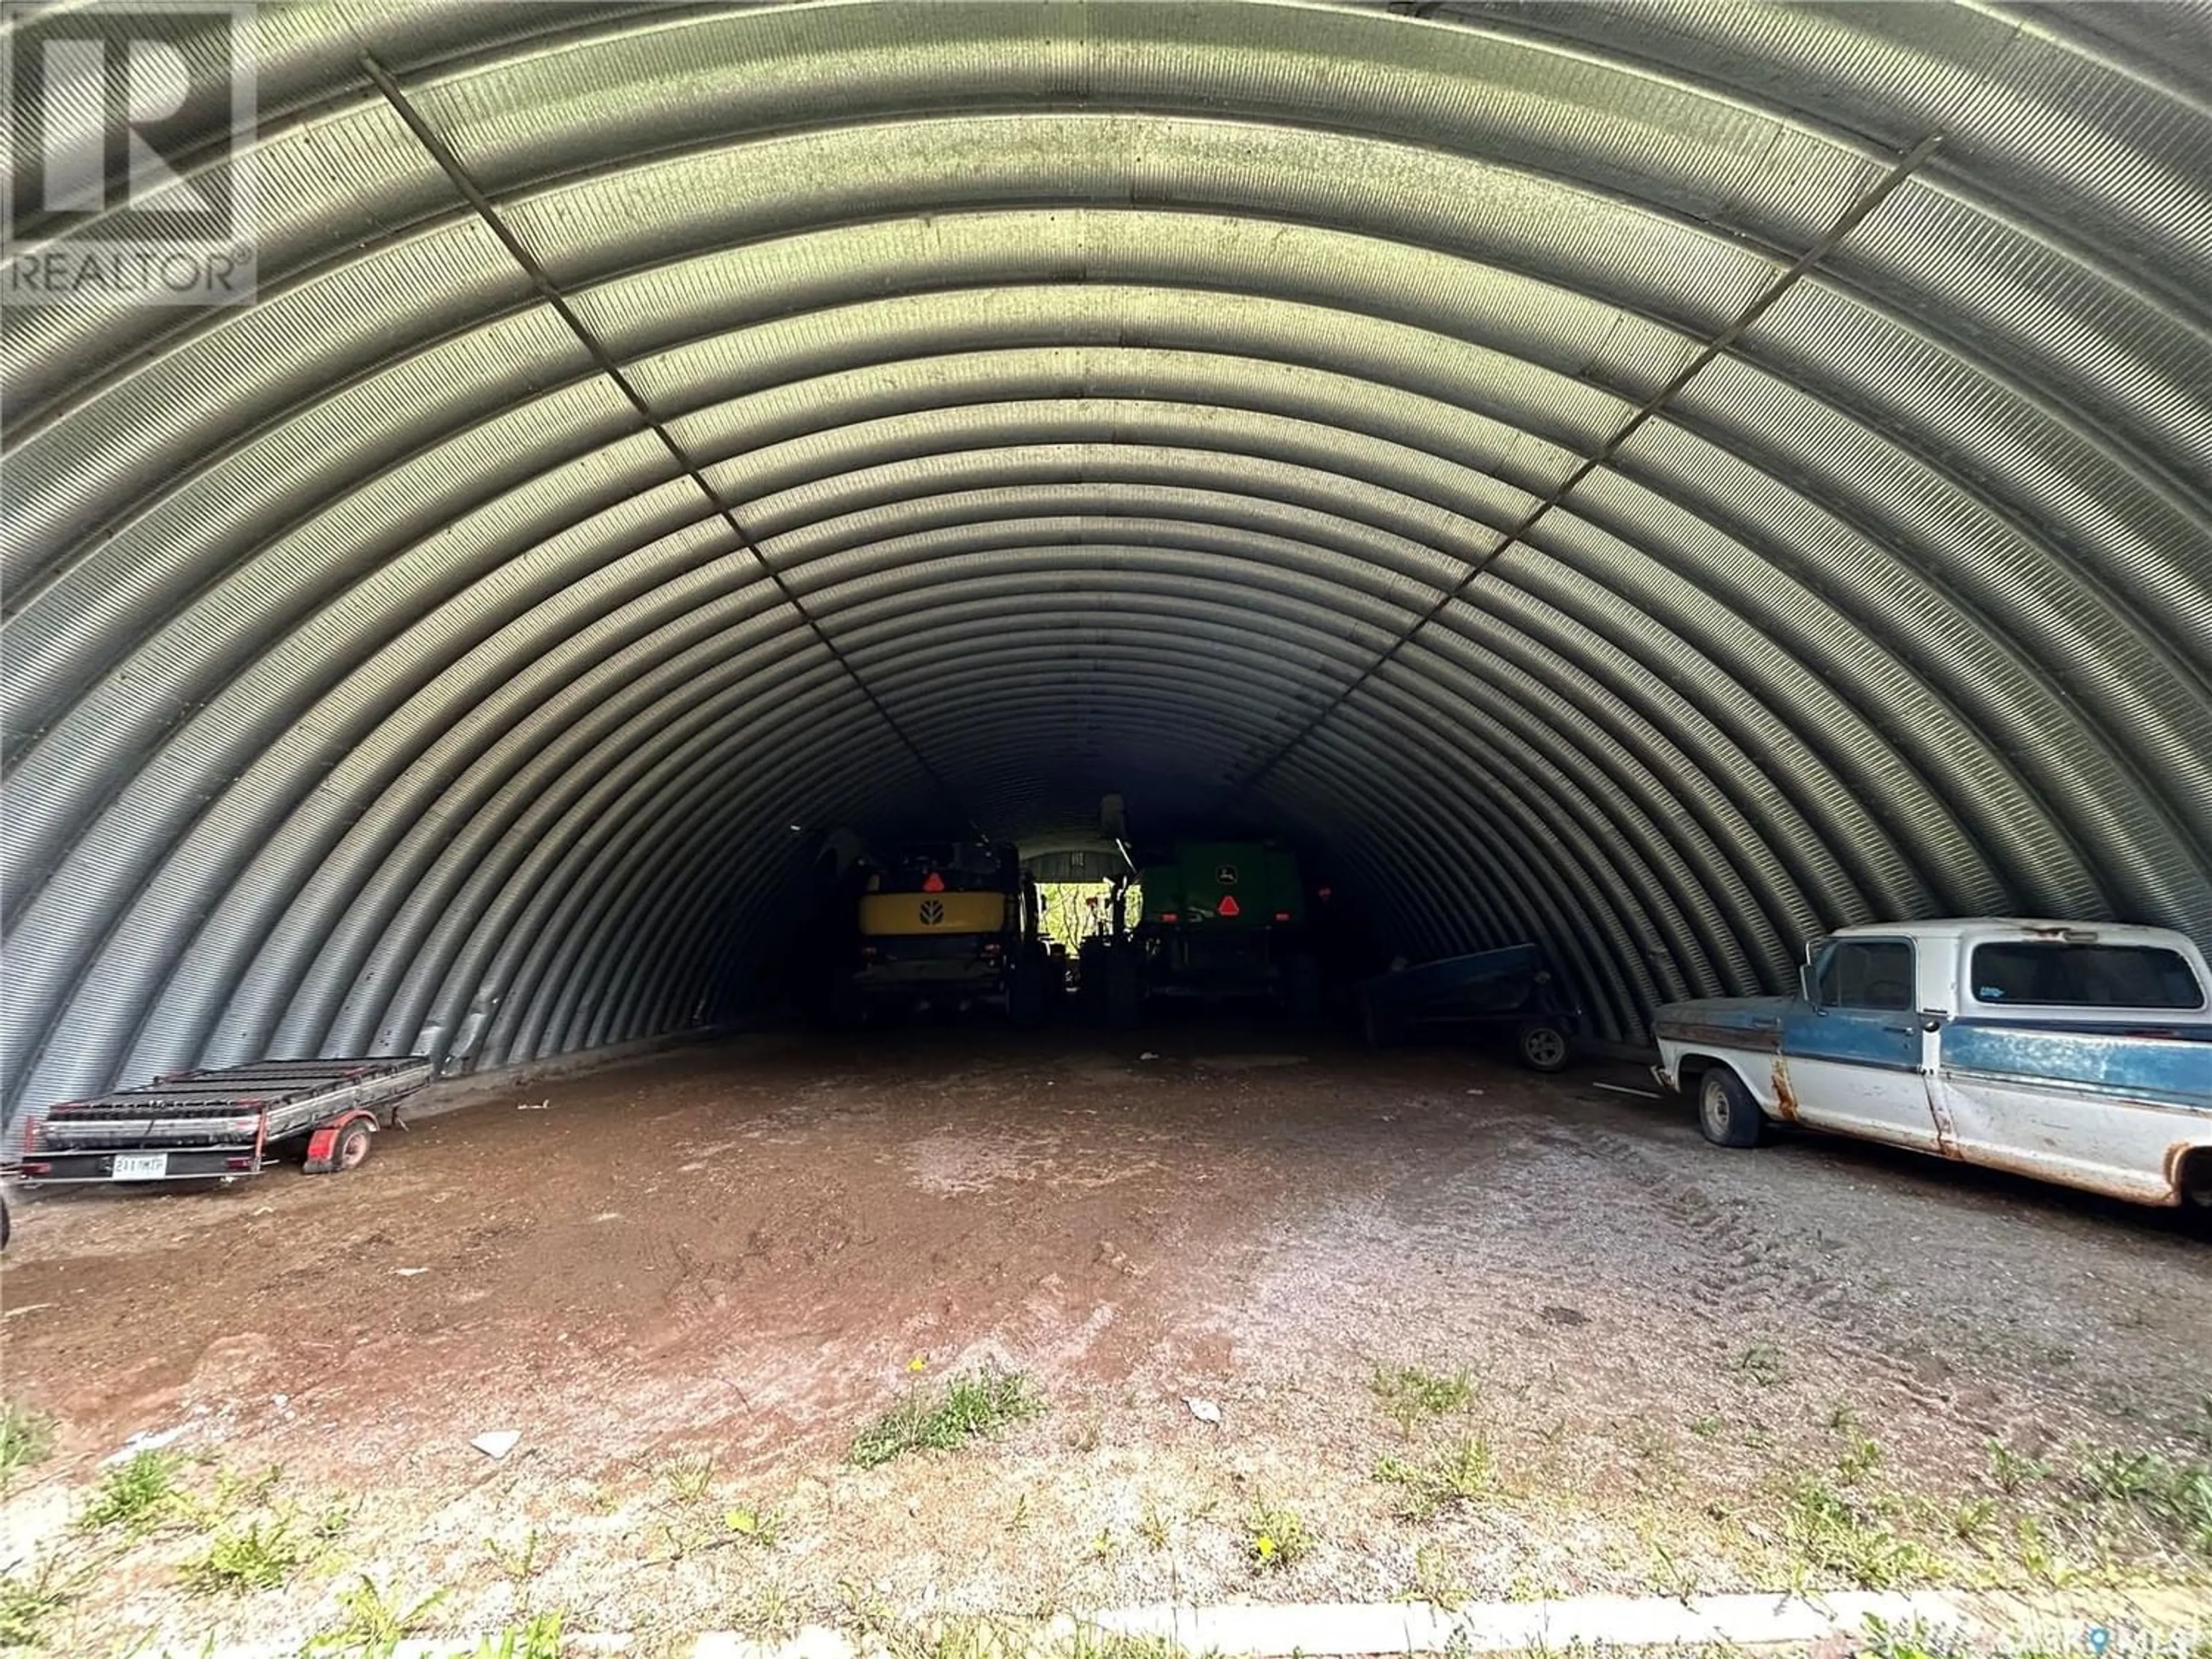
[1651,919,2212,1211]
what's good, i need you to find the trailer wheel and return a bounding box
[1516,1021,1572,1073]
[333,1118,375,1172]
[1696,1066,1766,1149]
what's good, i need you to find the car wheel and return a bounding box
[1696,1066,1765,1149]
[1517,1022,1571,1073]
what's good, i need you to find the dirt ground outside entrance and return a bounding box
[3,1031,2207,1654]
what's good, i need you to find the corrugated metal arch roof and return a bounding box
[3,0,2209,1112]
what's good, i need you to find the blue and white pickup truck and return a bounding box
[1652,919,2212,1212]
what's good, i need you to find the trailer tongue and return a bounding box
[14,1056,434,1183]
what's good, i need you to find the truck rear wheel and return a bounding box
[2177,1150,2212,1233]
[1696,1066,1766,1149]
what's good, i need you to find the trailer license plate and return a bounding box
[112,1153,168,1180]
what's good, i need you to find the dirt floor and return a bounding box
[3,1026,2209,1654]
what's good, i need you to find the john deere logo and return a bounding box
[1217,865,1238,885]
[918,899,945,926]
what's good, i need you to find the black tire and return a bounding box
[1007,965,1046,1029]
[1285,952,1323,1023]
[1360,994,1395,1050]
[2177,1150,2212,1234]
[1106,950,1142,1030]
[332,1118,375,1173]
[1516,1021,1573,1073]
[1695,1066,1766,1149]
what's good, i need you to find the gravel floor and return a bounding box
[3,1026,2206,1654]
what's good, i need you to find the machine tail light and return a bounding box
[225,1156,253,1171]
[20,1161,52,1176]
[860,944,878,959]
[981,941,1003,955]
[1160,911,1179,923]
[1274,911,1291,922]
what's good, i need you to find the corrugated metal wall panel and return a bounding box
[4,0,2207,1115]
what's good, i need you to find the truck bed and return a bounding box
[26,1056,434,1173]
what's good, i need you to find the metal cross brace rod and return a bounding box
[361,54,982,837]
[1226,130,1945,802]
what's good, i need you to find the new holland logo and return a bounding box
[919,898,945,926]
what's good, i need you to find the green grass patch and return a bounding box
[0,1556,82,1650]
[78,1449,183,1535]
[2080,1445,2212,1558]
[305,1574,449,1649]
[1244,1503,1309,1570]
[1782,1475,1935,1589]
[0,1403,55,1488]
[1374,1434,1497,1519]
[1371,1364,1474,1435]
[849,1366,1043,1468]
[183,1513,306,1594]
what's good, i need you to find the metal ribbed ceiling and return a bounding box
[5,0,2210,1115]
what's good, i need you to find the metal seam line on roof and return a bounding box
[2,1,2208,1115]
[357,49,981,843]
[1226,129,1944,804]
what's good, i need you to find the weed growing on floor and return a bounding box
[304,1574,449,1650]
[1984,1437,2050,1494]
[1371,1363,1474,1435]
[485,1528,549,1586]
[1137,1501,1170,1549]
[658,1452,717,1503]
[1374,1434,1497,1519]
[2079,1445,2212,1557]
[78,1449,183,1535]
[1244,1503,1309,1570]
[724,1503,783,1546]
[0,1403,55,1488]
[183,1514,306,1594]
[1834,1432,1885,1486]
[1400,1540,1467,1608]
[1782,1475,1934,1589]
[732,1580,799,1644]
[1056,1630,1191,1659]
[849,1366,1043,1468]
[0,1555,82,1649]
[459,1612,563,1659]
[1729,1340,1785,1388]
[1854,1615,1974,1659]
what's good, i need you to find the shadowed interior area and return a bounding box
[4,1,2209,1120]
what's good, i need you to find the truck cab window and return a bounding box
[1969,943,2205,1009]
[1817,940,1915,1010]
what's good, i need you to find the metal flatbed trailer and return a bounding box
[14,1056,434,1183]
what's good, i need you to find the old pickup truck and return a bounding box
[1652,919,2212,1212]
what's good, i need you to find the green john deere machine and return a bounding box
[1088,839,1323,1026]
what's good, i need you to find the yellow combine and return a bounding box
[847,841,1050,1024]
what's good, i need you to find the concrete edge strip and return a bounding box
[171,1586,2207,1658]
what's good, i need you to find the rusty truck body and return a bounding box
[1652,919,2212,1212]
